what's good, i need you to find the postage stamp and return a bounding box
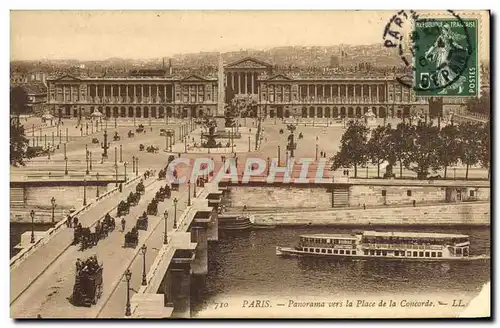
[413,18,478,96]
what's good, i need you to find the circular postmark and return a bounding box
[382,10,476,95]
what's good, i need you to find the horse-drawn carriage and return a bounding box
[124,227,139,248]
[139,144,145,151]
[136,212,149,230]
[136,181,145,195]
[127,191,140,207]
[146,199,158,216]
[136,124,145,133]
[100,213,116,237]
[155,189,165,202]
[164,184,172,199]
[171,182,179,191]
[113,132,120,141]
[128,130,134,138]
[72,256,103,307]
[117,200,130,217]
[73,225,98,250]
[146,145,159,153]
[158,168,167,180]
[92,137,99,144]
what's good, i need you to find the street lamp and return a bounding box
[65,158,68,175]
[115,163,119,187]
[50,197,56,225]
[83,178,87,206]
[85,145,89,175]
[141,244,148,286]
[89,152,93,171]
[163,210,168,245]
[188,181,191,206]
[135,157,139,176]
[193,179,197,198]
[124,269,132,316]
[173,198,178,229]
[132,156,136,173]
[124,162,128,181]
[30,210,35,243]
[96,172,100,197]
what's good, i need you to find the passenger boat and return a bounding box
[276,231,490,261]
[218,215,253,231]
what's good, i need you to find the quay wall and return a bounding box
[227,184,490,208]
[251,202,490,226]
[11,185,110,209]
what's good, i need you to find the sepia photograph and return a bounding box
[8,9,491,319]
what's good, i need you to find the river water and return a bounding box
[192,225,490,318]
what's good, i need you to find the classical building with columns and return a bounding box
[47,57,434,120]
[46,71,219,119]
[225,57,429,119]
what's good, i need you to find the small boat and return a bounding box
[276,231,490,262]
[218,215,253,231]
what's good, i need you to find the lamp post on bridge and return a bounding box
[141,244,148,286]
[83,178,87,206]
[163,210,168,245]
[188,181,191,206]
[30,210,35,244]
[132,156,136,174]
[124,162,128,181]
[135,157,139,176]
[119,145,123,163]
[173,197,178,229]
[96,172,100,198]
[89,151,93,171]
[50,197,56,225]
[193,178,197,198]
[115,163,119,187]
[124,269,132,317]
[85,145,90,175]
[65,157,68,176]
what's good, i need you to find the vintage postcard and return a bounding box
[9,10,491,319]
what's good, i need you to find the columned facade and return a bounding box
[47,74,218,118]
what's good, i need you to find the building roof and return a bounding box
[11,82,47,95]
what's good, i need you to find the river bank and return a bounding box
[244,202,490,227]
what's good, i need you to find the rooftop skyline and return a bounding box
[11,11,490,62]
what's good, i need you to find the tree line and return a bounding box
[331,119,490,180]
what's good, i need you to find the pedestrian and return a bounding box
[121,217,126,232]
[73,216,79,228]
[413,199,416,207]
[363,203,366,210]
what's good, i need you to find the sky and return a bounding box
[10,10,490,61]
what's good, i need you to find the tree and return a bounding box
[435,124,460,178]
[406,122,440,179]
[466,89,490,116]
[457,122,482,179]
[366,125,391,178]
[478,121,491,178]
[331,120,369,178]
[10,86,29,116]
[10,117,31,166]
[387,123,413,178]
